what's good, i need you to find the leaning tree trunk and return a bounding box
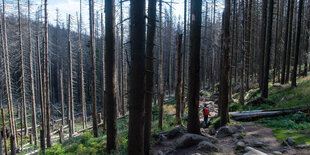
[128,0,146,154]
[89,0,98,137]
[1,0,16,145]
[187,0,202,134]
[144,0,156,154]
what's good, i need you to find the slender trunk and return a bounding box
[89,0,98,137]
[18,0,28,136]
[281,0,291,84]
[120,0,125,116]
[291,0,303,87]
[128,0,146,154]
[1,0,16,145]
[259,0,267,90]
[144,0,156,154]
[44,0,51,147]
[285,0,295,83]
[181,0,187,117]
[158,0,164,129]
[1,109,8,155]
[79,0,86,129]
[175,34,183,125]
[262,0,274,98]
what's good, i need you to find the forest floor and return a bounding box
[16,76,310,155]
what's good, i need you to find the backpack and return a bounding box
[203,107,209,116]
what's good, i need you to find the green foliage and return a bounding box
[200,90,212,98]
[256,112,310,145]
[209,117,221,129]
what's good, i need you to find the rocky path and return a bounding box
[152,96,310,155]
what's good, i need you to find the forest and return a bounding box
[0,0,309,154]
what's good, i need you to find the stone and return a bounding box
[243,147,267,155]
[215,126,237,138]
[286,138,296,146]
[162,147,176,155]
[272,151,282,155]
[175,133,218,149]
[197,141,219,152]
[252,141,265,147]
[236,141,246,150]
[156,151,165,155]
[167,126,187,139]
[232,134,244,143]
[295,144,310,149]
[208,128,216,136]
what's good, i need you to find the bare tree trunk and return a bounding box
[89,0,98,137]
[281,0,291,84]
[120,0,125,116]
[175,33,183,125]
[262,0,274,98]
[10,135,16,155]
[105,0,118,152]
[67,15,75,137]
[220,0,231,127]
[181,0,187,117]
[1,109,8,155]
[101,13,106,133]
[187,0,202,134]
[285,0,295,83]
[144,0,156,154]
[36,35,45,150]
[240,0,245,105]
[79,0,86,129]
[158,0,164,129]
[28,0,37,146]
[1,0,16,145]
[44,0,51,148]
[128,0,146,154]
[291,0,304,87]
[60,70,65,126]
[18,0,28,136]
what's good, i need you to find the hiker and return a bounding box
[202,104,209,127]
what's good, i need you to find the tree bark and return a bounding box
[262,0,274,98]
[187,0,202,134]
[259,0,268,90]
[1,0,16,145]
[144,0,156,154]
[128,0,146,154]
[220,0,231,127]
[28,0,37,146]
[175,34,183,125]
[291,0,303,87]
[18,0,28,136]
[158,0,164,130]
[89,0,98,138]
[285,0,295,83]
[105,0,118,152]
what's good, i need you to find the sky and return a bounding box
[28,0,224,31]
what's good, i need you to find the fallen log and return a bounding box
[230,106,310,121]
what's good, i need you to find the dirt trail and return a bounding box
[152,97,310,155]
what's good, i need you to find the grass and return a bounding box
[230,76,310,112]
[255,112,310,145]
[45,102,178,155]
